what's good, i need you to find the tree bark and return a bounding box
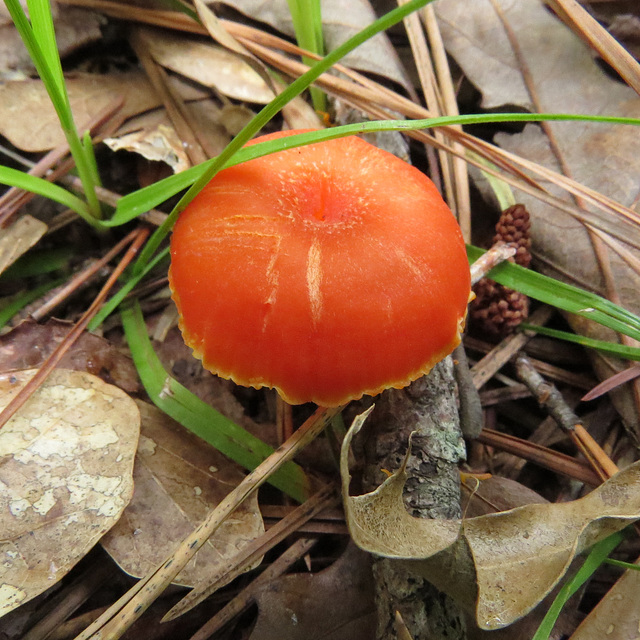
[362,356,467,640]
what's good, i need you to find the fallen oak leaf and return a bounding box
[0,368,139,618]
[341,409,640,630]
[101,401,264,587]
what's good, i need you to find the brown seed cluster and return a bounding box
[471,204,532,337]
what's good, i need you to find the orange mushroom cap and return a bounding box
[169,130,471,407]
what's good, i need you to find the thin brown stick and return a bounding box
[187,537,318,640]
[469,242,517,285]
[165,483,340,620]
[422,5,471,241]
[546,0,640,96]
[476,428,600,485]
[515,354,619,481]
[29,235,136,321]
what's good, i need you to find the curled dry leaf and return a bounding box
[341,410,640,630]
[101,401,264,587]
[0,368,139,617]
[104,123,191,174]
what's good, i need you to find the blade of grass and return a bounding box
[109,111,640,228]
[287,0,326,112]
[5,0,103,221]
[532,530,626,640]
[604,558,640,571]
[466,245,640,342]
[120,299,310,503]
[519,323,640,361]
[0,165,94,222]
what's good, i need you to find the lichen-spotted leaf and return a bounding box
[0,368,140,617]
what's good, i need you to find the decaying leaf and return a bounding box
[341,410,640,630]
[0,216,47,276]
[249,543,376,640]
[104,124,190,174]
[0,368,140,617]
[100,401,264,587]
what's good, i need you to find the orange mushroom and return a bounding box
[169,130,471,407]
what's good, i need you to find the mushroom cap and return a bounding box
[169,130,470,406]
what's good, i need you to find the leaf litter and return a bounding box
[0,0,637,632]
[341,409,640,630]
[434,0,640,430]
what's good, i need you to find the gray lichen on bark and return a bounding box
[361,356,468,640]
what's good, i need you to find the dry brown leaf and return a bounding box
[341,410,640,630]
[0,368,139,617]
[569,556,640,639]
[100,401,264,587]
[0,216,47,276]
[0,319,140,394]
[136,26,276,104]
[435,0,640,427]
[0,71,204,152]
[0,4,103,78]
[216,0,411,91]
[249,543,377,640]
[108,100,243,164]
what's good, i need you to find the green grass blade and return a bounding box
[467,245,640,342]
[110,111,640,229]
[5,0,102,220]
[27,0,67,101]
[520,324,640,361]
[4,0,64,109]
[532,531,625,640]
[120,299,311,503]
[604,558,640,571]
[0,165,94,222]
[287,0,326,112]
